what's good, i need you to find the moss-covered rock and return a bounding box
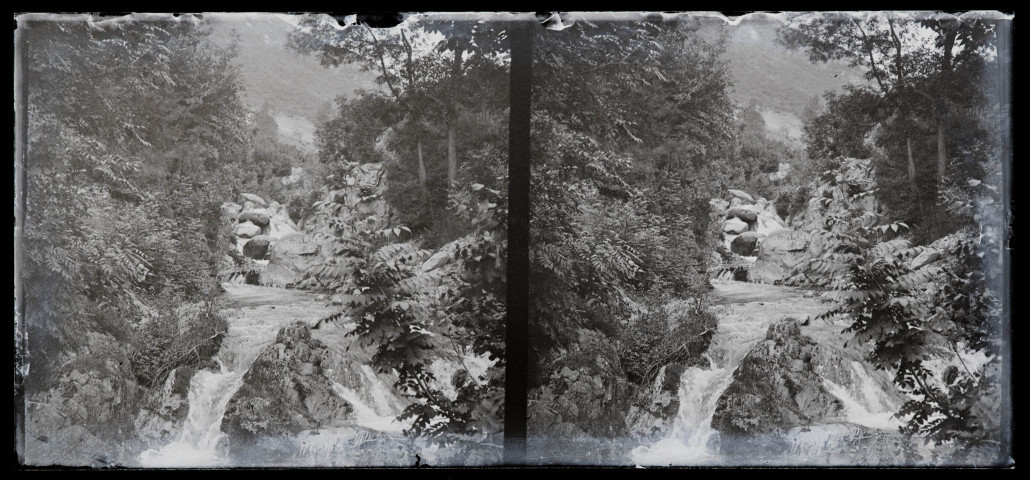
[221,322,353,461]
[711,319,845,455]
[528,328,630,439]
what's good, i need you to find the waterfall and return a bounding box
[630,364,736,465]
[139,285,403,467]
[139,286,303,467]
[631,282,906,466]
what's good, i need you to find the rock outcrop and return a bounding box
[221,322,353,461]
[242,235,271,260]
[23,332,141,466]
[731,231,763,256]
[529,329,630,439]
[750,230,812,284]
[712,188,789,269]
[711,319,846,454]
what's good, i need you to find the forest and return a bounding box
[14,12,1011,468]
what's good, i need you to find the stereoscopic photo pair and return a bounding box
[13,11,1013,468]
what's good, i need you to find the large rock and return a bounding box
[727,189,755,202]
[221,322,353,461]
[271,232,319,258]
[238,211,270,228]
[722,218,749,235]
[750,230,810,284]
[238,193,268,207]
[909,248,941,270]
[726,207,758,224]
[528,329,630,439]
[711,320,845,454]
[795,158,880,233]
[242,235,271,259]
[266,233,320,282]
[731,231,763,256]
[235,221,261,239]
[221,202,243,219]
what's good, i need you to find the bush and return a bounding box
[619,295,718,388]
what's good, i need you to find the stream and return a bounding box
[631,281,906,466]
[138,285,408,467]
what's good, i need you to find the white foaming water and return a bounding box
[630,365,736,465]
[139,285,416,467]
[331,379,407,433]
[822,362,902,430]
[632,283,908,466]
[140,285,331,467]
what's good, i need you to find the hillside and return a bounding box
[719,17,866,143]
[201,13,863,148]
[206,13,379,150]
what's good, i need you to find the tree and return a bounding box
[528,16,736,436]
[20,15,250,458]
[780,12,998,239]
[288,15,507,191]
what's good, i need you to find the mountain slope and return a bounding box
[206,13,379,150]
[719,17,866,143]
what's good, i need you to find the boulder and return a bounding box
[909,249,941,270]
[242,235,271,259]
[726,208,758,224]
[268,233,319,275]
[238,193,268,207]
[422,249,453,272]
[710,198,730,213]
[221,322,353,460]
[729,197,742,208]
[731,231,763,256]
[711,319,845,454]
[235,221,261,239]
[722,218,749,235]
[751,230,811,284]
[728,189,755,203]
[238,211,270,228]
[221,202,243,218]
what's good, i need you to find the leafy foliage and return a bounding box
[305,160,506,445]
[21,16,248,444]
[781,13,1000,242]
[526,17,737,438]
[815,224,1002,451]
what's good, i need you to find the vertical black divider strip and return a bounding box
[996,18,1013,467]
[14,17,29,466]
[504,17,532,465]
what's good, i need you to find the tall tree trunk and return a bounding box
[937,24,957,184]
[417,135,427,191]
[447,122,457,188]
[446,43,464,190]
[907,136,917,194]
[937,118,947,182]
